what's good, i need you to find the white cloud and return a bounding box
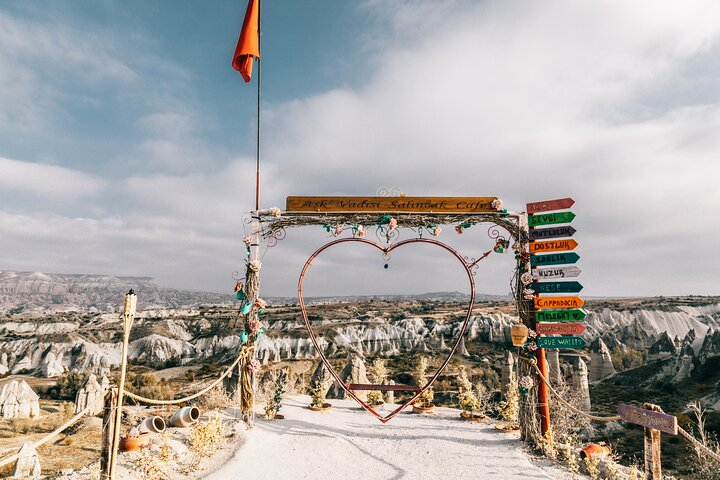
[0,157,105,199]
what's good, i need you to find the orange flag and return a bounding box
[232,0,260,82]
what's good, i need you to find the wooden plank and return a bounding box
[536,336,586,349]
[535,309,587,322]
[534,296,585,309]
[100,388,117,480]
[526,198,575,214]
[536,322,586,335]
[528,211,576,227]
[531,281,583,294]
[286,196,498,213]
[529,239,578,254]
[347,383,420,392]
[530,252,580,267]
[529,226,577,241]
[618,404,678,435]
[532,266,581,279]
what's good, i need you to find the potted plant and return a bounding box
[366,358,386,407]
[412,356,435,414]
[264,369,288,420]
[457,365,486,421]
[308,378,332,411]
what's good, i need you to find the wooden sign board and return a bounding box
[526,198,575,214]
[536,322,586,335]
[618,404,678,435]
[286,196,498,213]
[531,281,583,294]
[537,336,586,349]
[534,296,585,309]
[535,309,586,322]
[530,239,579,254]
[529,226,577,241]
[532,266,581,279]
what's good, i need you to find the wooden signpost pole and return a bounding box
[535,347,551,437]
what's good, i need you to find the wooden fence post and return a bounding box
[643,403,663,480]
[100,388,117,480]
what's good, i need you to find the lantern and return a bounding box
[510,323,529,347]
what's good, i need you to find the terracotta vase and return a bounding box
[412,402,435,414]
[580,444,611,460]
[119,432,150,452]
[138,416,166,434]
[309,402,332,412]
[168,406,200,427]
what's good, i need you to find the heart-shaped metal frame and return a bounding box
[298,237,476,423]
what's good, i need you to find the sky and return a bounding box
[1,0,719,298]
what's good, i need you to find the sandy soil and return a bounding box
[208,395,578,480]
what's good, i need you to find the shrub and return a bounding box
[413,356,434,404]
[264,369,288,419]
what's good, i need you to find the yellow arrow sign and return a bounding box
[530,239,579,254]
[534,296,585,309]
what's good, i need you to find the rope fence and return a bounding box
[0,403,94,469]
[518,354,720,466]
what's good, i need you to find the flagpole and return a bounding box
[254,0,261,213]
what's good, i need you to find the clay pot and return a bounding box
[510,324,529,347]
[580,444,611,460]
[119,432,150,452]
[460,411,486,422]
[168,406,200,427]
[412,402,435,414]
[138,416,166,434]
[308,402,332,412]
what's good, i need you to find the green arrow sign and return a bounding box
[535,309,587,322]
[531,281,583,294]
[529,211,576,227]
[530,252,580,267]
[537,336,586,349]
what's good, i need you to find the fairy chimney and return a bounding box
[0,380,40,419]
[500,350,515,396]
[588,338,616,381]
[572,359,592,411]
[75,374,105,416]
[327,355,370,401]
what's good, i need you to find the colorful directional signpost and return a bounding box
[529,225,577,241]
[535,309,586,322]
[527,197,587,352]
[531,281,583,294]
[528,211,576,227]
[532,266,581,279]
[536,322,585,335]
[537,336,586,349]
[530,252,580,267]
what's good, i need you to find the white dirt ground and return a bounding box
[207,395,578,480]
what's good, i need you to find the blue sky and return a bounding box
[1,1,719,297]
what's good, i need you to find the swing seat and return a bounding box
[347,383,421,392]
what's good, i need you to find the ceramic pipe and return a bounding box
[168,406,200,427]
[137,416,166,434]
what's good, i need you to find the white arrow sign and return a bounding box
[532,266,582,279]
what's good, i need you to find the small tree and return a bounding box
[457,366,480,414]
[367,358,386,405]
[264,369,288,419]
[413,356,434,405]
[499,369,519,426]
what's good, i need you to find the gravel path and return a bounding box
[207,395,576,480]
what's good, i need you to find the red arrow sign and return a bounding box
[526,197,575,214]
[536,322,586,335]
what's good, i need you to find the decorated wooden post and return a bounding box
[108,290,136,479]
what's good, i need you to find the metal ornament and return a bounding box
[298,237,476,424]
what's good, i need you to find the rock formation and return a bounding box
[0,380,40,419]
[572,359,591,411]
[327,355,370,401]
[75,374,107,416]
[588,338,616,381]
[12,442,41,479]
[545,349,561,384]
[500,350,515,396]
